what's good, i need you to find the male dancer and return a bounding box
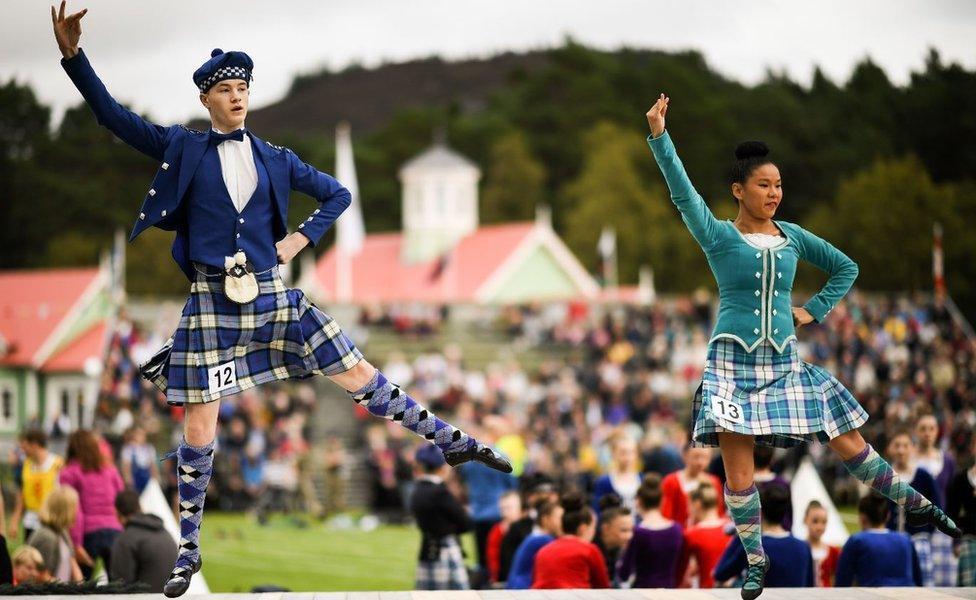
[52,3,511,596]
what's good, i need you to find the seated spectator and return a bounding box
[109,489,178,593]
[661,446,725,528]
[618,473,683,588]
[592,435,642,510]
[753,447,791,529]
[499,474,557,583]
[485,490,522,584]
[532,491,609,589]
[11,546,45,585]
[507,499,563,590]
[26,487,82,582]
[835,493,922,587]
[677,483,731,588]
[714,485,814,588]
[594,495,635,586]
[804,500,840,587]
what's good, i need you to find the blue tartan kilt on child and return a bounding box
[415,535,469,591]
[691,338,869,448]
[140,263,363,405]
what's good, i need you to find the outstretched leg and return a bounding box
[718,432,769,600]
[329,359,511,472]
[830,429,960,537]
[164,401,220,598]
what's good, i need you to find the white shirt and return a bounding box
[744,232,784,248]
[212,125,258,213]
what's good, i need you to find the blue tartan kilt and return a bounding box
[692,338,868,448]
[415,536,469,591]
[140,264,363,405]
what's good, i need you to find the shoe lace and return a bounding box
[743,561,766,588]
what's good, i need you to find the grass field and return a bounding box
[199,509,862,592]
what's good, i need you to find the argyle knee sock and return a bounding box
[725,483,766,567]
[174,438,215,569]
[349,370,473,454]
[842,444,930,510]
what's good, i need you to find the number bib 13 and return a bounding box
[711,396,745,425]
[207,360,237,395]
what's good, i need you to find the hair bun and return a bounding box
[211,48,224,58]
[598,493,623,511]
[735,140,770,160]
[560,490,587,512]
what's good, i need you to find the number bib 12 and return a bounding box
[207,360,237,395]
[711,396,745,425]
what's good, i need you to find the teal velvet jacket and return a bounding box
[647,131,858,353]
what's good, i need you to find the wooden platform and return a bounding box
[26,589,976,600]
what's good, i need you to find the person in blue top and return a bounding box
[457,460,517,574]
[713,485,813,588]
[506,499,563,589]
[644,94,960,599]
[51,4,510,597]
[835,493,922,587]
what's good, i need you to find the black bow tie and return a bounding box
[209,128,246,145]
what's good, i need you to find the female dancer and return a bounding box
[644,94,960,599]
[52,4,510,596]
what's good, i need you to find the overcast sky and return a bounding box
[2,0,974,126]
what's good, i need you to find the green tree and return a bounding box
[802,156,975,300]
[561,121,709,289]
[480,130,547,223]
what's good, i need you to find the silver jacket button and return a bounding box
[774,329,779,334]
[755,252,761,258]
[162,162,169,170]
[755,290,760,297]
[755,272,761,278]
[161,210,167,217]
[754,328,760,334]
[773,309,778,315]
[139,212,145,220]
[298,223,305,228]
[239,218,245,224]
[754,309,760,316]
[148,189,156,196]
[774,290,779,296]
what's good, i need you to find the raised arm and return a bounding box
[795,225,859,323]
[53,2,170,160]
[645,94,723,251]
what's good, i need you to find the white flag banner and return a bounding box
[597,225,616,259]
[335,121,365,255]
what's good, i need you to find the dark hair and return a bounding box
[597,493,631,523]
[636,473,663,510]
[754,446,775,470]
[114,488,142,518]
[729,141,774,186]
[534,500,560,525]
[67,430,106,472]
[804,499,825,518]
[19,429,47,448]
[858,492,890,526]
[560,490,595,535]
[758,484,790,525]
[689,482,719,510]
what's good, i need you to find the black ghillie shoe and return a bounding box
[444,442,513,473]
[163,556,203,598]
[740,556,770,600]
[907,504,962,538]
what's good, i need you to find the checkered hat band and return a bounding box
[199,66,252,92]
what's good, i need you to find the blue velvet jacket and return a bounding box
[61,48,351,280]
[647,131,859,353]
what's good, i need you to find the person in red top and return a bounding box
[804,500,840,587]
[485,490,521,583]
[532,491,610,589]
[676,482,732,588]
[661,445,725,529]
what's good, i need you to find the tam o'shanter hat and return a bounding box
[193,48,254,93]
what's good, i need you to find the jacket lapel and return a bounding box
[176,132,210,204]
[248,132,289,223]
